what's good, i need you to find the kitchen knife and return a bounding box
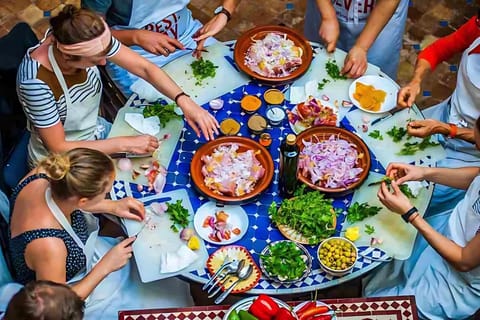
[370,107,405,126]
[110,152,152,159]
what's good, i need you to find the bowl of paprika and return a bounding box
[223,295,295,320]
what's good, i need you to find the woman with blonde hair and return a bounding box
[7,148,192,319]
[18,5,218,165]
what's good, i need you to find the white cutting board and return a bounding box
[154,43,250,106]
[123,189,208,282]
[108,105,184,185]
[345,107,446,169]
[343,172,433,260]
[290,47,382,120]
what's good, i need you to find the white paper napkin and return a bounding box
[289,80,319,104]
[124,113,160,135]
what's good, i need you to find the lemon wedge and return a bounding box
[345,226,361,242]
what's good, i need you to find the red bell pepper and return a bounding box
[295,301,316,318]
[248,295,280,320]
[298,306,329,320]
[274,307,296,320]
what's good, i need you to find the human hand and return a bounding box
[377,180,413,215]
[318,18,339,53]
[397,81,421,108]
[407,119,446,138]
[177,96,219,140]
[192,14,228,58]
[124,135,159,154]
[98,237,135,273]
[134,30,184,56]
[385,162,426,185]
[342,45,368,78]
[113,197,145,221]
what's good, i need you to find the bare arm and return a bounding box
[28,236,135,300]
[37,122,159,155]
[407,119,475,143]
[314,0,340,52]
[411,215,480,272]
[81,197,146,221]
[109,45,219,140]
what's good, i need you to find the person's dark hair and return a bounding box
[37,147,114,200]
[476,115,480,133]
[4,280,84,320]
[50,5,105,45]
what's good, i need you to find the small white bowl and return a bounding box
[317,236,358,277]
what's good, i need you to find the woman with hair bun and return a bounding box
[18,5,218,165]
[7,148,193,319]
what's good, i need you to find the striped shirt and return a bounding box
[16,37,121,129]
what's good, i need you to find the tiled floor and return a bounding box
[0,0,477,108]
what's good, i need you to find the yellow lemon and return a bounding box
[187,235,200,250]
[345,226,361,242]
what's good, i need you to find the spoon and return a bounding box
[208,259,245,297]
[202,255,233,290]
[214,264,253,304]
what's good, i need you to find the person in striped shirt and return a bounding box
[17,5,219,165]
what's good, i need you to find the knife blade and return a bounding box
[370,107,404,126]
[110,152,152,159]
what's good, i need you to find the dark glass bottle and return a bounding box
[279,134,299,198]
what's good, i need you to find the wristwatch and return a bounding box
[214,6,232,22]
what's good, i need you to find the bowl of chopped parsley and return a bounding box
[259,240,312,284]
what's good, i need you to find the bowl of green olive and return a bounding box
[317,237,358,276]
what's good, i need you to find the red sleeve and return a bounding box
[418,16,480,70]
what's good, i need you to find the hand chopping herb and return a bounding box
[166,200,190,232]
[143,103,182,127]
[260,241,307,281]
[369,176,417,199]
[347,202,382,224]
[190,58,218,85]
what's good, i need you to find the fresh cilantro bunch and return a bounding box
[368,130,383,140]
[166,200,190,232]
[269,188,338,244]
[325,60,347,80]
[143,103,182,128]
[347,202,382,224]
[398,137,439,155]
[386,126,408,142]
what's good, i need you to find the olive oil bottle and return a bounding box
[279,134,299,198]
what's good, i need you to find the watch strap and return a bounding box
[401,206,418,223]
[215,7,231,21]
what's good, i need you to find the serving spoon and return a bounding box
[215,264,253,304]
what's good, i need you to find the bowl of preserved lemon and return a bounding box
[317,237,357,276]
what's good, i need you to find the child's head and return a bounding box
[4,280,84,320]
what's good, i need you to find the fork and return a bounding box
[202,255,233,290]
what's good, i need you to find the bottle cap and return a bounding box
[286,134,296,145]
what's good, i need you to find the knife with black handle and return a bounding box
[370,107,405,126]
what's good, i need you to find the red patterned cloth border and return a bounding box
[118,295,418,320]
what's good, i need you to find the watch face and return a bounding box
[214,6,223,14]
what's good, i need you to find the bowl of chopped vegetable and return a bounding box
[317,237,358,277]
[296,126,371,195]
[190,136,274,204]
[223,295,292,320]
[234,25,313,84]
[259,240,312,284]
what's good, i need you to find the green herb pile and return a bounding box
[386,126,408,142]
[368,130,383,140]
[370,176,417,199]
[260,241,307,281]
[317,78,331,90]
[398,137,439,156]
[166,200,190,232]
[269,188,338,244]
[143,103,182,128]
[190,58,218,85]
[347,202,382,224]
[325,60,347,80]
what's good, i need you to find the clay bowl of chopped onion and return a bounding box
[233,25,313,84]
[296,126,371,195]
[190,136,274,205]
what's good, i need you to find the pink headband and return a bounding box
[56,19,111,56]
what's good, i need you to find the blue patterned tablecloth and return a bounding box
[111,92,391,294]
